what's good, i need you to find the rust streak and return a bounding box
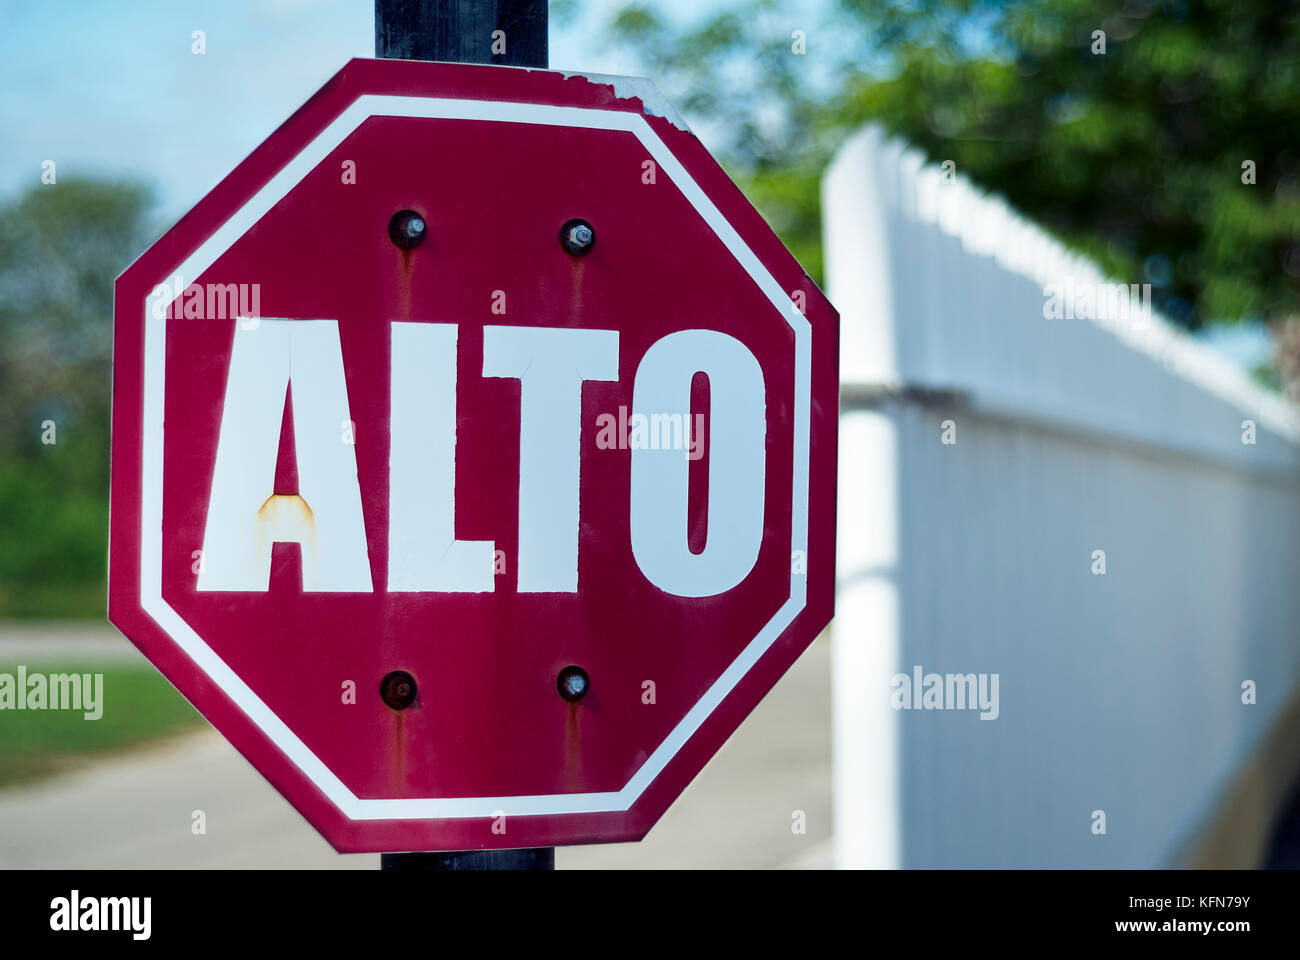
[397,248,413,322]
[394,708,406,792]
[255,494,318,581]
[564,701,583,792]
[569,258,584,322]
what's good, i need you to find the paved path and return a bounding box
[0,620,144,663]
[0,623,832,869]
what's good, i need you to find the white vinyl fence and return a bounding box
[825,125,1300,867]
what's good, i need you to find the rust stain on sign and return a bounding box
[393,708,407,791]
[564,701,584,792]
[256,494,318,579]
[396,247,414,322]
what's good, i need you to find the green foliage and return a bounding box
[0,179,154,617]
[608,0,1300,329]
[0,661,201,786]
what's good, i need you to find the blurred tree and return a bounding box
[608,0,1300,391]
[0,179,154,616]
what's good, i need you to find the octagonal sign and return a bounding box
[110,58,838,853]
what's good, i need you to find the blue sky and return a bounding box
[0,0,714,217]
[0,0,1276,369]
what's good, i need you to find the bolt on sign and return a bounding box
[110,59,839,852]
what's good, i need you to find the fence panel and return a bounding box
[825,125,1300,867]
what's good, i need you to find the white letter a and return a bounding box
[197,319,372,592]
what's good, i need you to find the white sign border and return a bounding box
[138,93,812,820]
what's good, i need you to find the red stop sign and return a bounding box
[110,59,838,853]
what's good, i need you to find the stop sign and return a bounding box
[110,58,838,853]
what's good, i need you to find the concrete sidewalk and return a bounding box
[0,620,144,663]
[0,625,832,869]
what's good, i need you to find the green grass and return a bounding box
[0,581,106,619]
[0,660,204,787]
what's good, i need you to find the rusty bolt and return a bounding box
[380,670,418,710]
[556,665,589,702]
[388,210,426,249]
[560,218,595,256]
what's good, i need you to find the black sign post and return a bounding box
[374,0,555,872]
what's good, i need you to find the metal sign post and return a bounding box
[375,0,551,871]
[376,0,547,67]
